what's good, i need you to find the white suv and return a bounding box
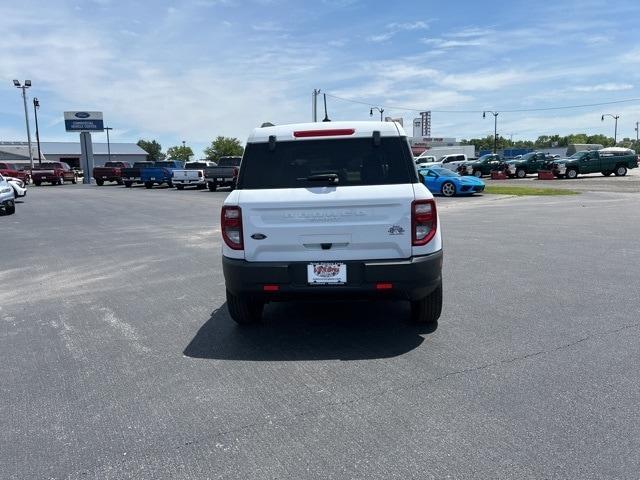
[221,121,443,325]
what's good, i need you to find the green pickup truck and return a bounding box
[458,154,503,177]
[505,152,554,178]
[551,148,638,179]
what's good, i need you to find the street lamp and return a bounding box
[601,114,620,144]
[483,111,499,153]
[370,107,384,121]
[32,98,43,165]
[13,80,35,170]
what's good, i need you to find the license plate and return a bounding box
[217,178,224,181]
[102,176,107,178]
[150,177,156,180]
[307,263,347,285]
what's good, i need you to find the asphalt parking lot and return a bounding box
[2,184,640,479]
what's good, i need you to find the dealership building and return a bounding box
[0,141,148,169]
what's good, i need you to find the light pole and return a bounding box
[104,127,113,163]
[483,111,499,153]
[370,107,384,121]
[634,121,638,143]
[13,80,34,171]
[601,114,619,144]
[32,97,43,165]
[312,89,321,122]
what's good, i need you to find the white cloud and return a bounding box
[572,83,634,92]
[366,32,394,43]
[386,21,429,31]
[437,70,529,91]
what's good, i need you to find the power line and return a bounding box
[324,92,640,114]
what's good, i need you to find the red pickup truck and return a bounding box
[32,162,78,186]
[0,162,31,184]
[92,161,131,186]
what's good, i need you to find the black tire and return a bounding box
[96,179,104,186]
[410,282,442,325]
[602,171,612,177]
[117,179,124,185]
[196,184,205,190]
[144,182,153,189]
[441,181,456,197]
[5,202,16,215]
[614,165,627,177]
[208,182,217,192]
[124,181,133,188]
[34,181,41,186]
[176,185,184,190]
[566,168,578,179]
[226,289,264,325]
[167,181,173,188]
[473,169,482,178]
[516,168,526,179]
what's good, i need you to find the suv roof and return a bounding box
[247,121,406,143]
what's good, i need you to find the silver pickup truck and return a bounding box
[172,161,216,190]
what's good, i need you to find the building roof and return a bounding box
[0,144,43,160]
[39,142,147,155]
[0,141,147,156]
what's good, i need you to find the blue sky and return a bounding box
[1,0,639,156]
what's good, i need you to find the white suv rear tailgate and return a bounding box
[239,185,414,262]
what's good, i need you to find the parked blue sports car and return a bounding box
[418,166,485,197]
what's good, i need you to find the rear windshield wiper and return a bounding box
[298,173,339,184]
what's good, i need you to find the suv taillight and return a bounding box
[411,199,437,246]
[221,206,243,250]
[232,167,239,177]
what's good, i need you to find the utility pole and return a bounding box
[312,89,321,122]
[104,127,113,163]
[32,97,42,165]
[635,121,639,143]
[483,111,499,153]
[601,114,619,144]
[13,80,34,171]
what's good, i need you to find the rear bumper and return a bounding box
[223,251,443,301]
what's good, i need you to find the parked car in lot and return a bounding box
[551,148,638,179]
[141,160,185,189]
[222,121,443,326]
[172,161,216,190]
[457,153,503,177]
[0,162,31,184]
[504,152,554,178]
[31,162,78,185]
[414,154,437,166]
[122,161,155,187]
[93,161,131,186]
[204,156,241,191]
[0,174,16,215]
[419,166,485,197]
[4,177,27,198]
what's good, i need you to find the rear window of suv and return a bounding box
[238,137,416,189]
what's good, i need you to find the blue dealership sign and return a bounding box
[64,111,104,132]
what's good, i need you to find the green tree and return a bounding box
[166,145,194,161]
[204,136,244,163]
[585,134,615,147]
[137,139,165,161]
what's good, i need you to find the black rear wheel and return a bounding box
[614,165,627,177]
[226,289,264,325]
[410,282,442,325]
[96,179,104,186]
[124,181,133,188]
[176,185,184,190]
[208,182,217,192]
[144,182,153,189]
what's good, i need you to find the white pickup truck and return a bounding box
[171,161,216,190]
[221,121,443,325]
